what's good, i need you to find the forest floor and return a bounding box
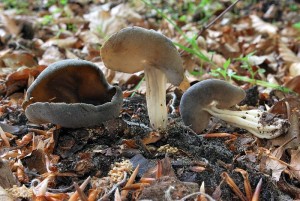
[0,0,300,200]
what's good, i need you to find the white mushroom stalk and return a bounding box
[204,102,290,139]
[144,67,167,129]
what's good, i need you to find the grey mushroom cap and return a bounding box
[24,87,123,128]
[23,59,123,128]
[100,26,184,85]
[180,79,246,133]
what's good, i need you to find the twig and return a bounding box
[202,0,241,33]
[180,0,242,55]
[121,165,140,200]
[180,124,198,135]
[68,176,91,201]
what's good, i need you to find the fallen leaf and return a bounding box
[289,148,300,181]
[289,63,300,77]
[250,15,278,35]
[42,37,78,48]
[284,75,300,94]
[111,3,142,23]
[278,42,300,64]
[270,112,300,149]
[265,147,287,181]
[0,158,17,188]
[1,51,38,70]
[5,65,46,95]
[39,46,65,66]
[0,13,21,36]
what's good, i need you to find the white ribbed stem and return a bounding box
[204,104,286,139]
[144,67,167,129]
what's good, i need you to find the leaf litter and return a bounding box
[0,0,300,200]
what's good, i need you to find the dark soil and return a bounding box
[37,94,293,200]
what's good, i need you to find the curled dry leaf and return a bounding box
[278,42,300,77]
[0,13,21,36]
[284,75,300,94]
[1,51,38,70]
[22,149,48,174]
[0,158,17,189]
[289,63,300,77]
[289,148,300,181]
[264,146,287,181]
[5,65,46,96]
[270,112,300,149]
[250,15,278,35]
[39,46,65,66]
[42,37,78,49]
[84,7,126,41]
[111,3,142,23]
[278,42,300,64]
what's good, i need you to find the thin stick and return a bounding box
[203,0,241,33]
[180,0,242,55]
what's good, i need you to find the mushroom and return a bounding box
[22,59,123,128]
[101,26,184,129]
[180,79,290,139]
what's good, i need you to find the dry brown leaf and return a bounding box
[247,55,269,66]
[5,65,46,95]
[111,3,142,23]
[280,26,300,38]
[278,42,300,64]
[289,148,300,181]
[0,158,17,189]
[53,17,87,24]
[284,75,300,94]
[84,6,126,41]
[250,15,278,35]
[42,37,78,48]
[178,75,190,92]
[265,147,287,181]
[142,156,176,179]
[78,30,100,44]
[96,61,142,86]
[39,46,65,66]
[270,112,300,149]
[1,52,38,70]
[0,14,21,36]
[289,63,300,77]
[270,97,300,118]
[22,149,48,174]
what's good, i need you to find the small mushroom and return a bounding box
[101,26,184,129]
[22,59,123,128]
[180,79,290,139]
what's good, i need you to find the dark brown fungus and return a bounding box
[22,59,123,128]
